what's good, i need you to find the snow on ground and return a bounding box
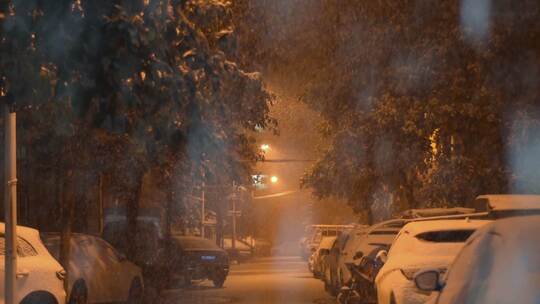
[162,256,335,304]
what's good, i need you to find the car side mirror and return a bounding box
[353,251,364,260]
[375,250,388,264]
[414,269,441,292]
[117,252,127,262]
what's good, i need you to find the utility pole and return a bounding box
[3,102,18,304]
[201,180,205,239]
[229,182,243,251]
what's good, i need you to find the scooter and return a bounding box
[337,250,385,304]
[336,262,362,304]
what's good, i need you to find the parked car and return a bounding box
[413,215,540,304]
[310,236,336,279]
[157,236,229,288]
[223,238,253,261]
[375,219,490,304]
[0,223,66,304]
[399,208,475,219]
[41,233,143,304]
[323,230,353,295]
[301,225,353,260]
[471,194,540,218]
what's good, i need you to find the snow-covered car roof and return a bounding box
[0,222,40,239]
[400,207,475,219]
[401,219,490,236]
[318,236,337,250]
[369,219,408,230]
[475,194,540,211]
[0,223,46,252]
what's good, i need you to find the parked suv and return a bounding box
[41,233,143,304]
[157,236,229,288]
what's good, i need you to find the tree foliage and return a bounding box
[234,0,540,222]
[1,0,274,258]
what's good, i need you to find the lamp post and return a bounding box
[3,101,17,304]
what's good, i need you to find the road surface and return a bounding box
[162,256,335,304]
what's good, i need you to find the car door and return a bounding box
[74,236,112,303]
[94,238,130,302]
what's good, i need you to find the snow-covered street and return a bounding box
[162,256,335,304]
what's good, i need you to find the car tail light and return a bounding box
[56,270,66,281]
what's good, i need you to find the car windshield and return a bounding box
[175,237,220,251]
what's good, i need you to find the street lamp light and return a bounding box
[270,176,278,184]
[260,144,270,152]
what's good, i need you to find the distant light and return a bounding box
[260,144,270,152]
[270,176,278,184]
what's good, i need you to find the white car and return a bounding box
[375,219,490,304]
[41,233,143,304]
[0,223,66,304]
[310,236,336,278]
[414,215,540,304]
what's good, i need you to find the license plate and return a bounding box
[201,255,216,261]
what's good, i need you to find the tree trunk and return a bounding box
[365,207,374,225]
[165,181,173,239]
[216,201,224,248]
[126,171,144,260]
[404,181,417,209]
[59,169,75,296]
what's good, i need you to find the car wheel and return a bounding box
[127,278,143,304]
[69,281,88,304]
[20,291,58,304]
[212,274,226,288]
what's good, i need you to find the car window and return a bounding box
[415,230,475,243]
[368,230,399,235]
[0,236,38,257]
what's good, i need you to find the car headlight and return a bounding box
[400,268,446,280]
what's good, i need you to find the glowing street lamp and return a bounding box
[260,144,270,152]
[270,175,279,184]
